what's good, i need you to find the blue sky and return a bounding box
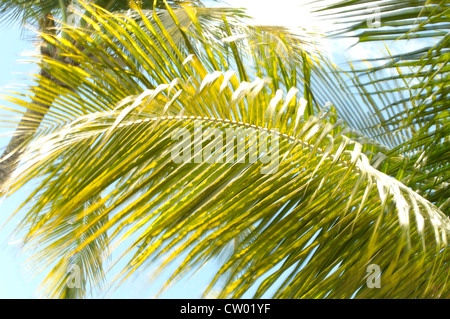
[0,25,41,298]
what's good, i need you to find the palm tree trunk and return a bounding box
[0,78,50,188]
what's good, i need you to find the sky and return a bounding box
[0,0,434,299]
[0,25,41,298]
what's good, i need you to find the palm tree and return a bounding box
[1,0,449,298]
